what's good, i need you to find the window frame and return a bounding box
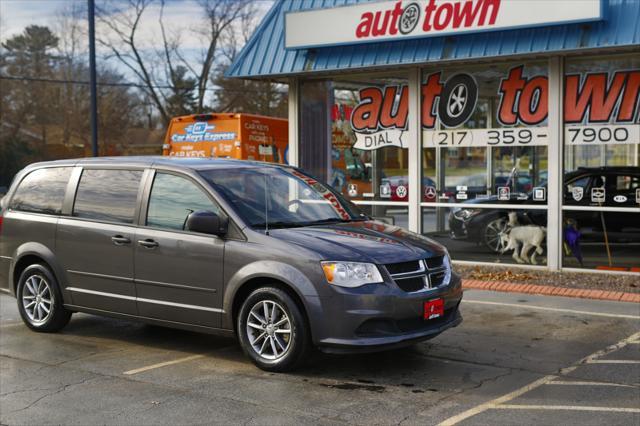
[140,168,231,237]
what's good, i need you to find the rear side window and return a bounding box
[146,173,219,231]
[10,167,72,215]
[73,169,143,224]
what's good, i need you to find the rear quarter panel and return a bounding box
[1,211,59,295]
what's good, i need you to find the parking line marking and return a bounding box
[586,360,640,364]
[123,354,205,375]
[462,300,640,320]
[437,331,640,426]
[438,376,556,426]
[495,405,640,413]
[548,381,636,388]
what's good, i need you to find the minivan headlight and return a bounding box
[442,253,452,286]
[321,261,383,288]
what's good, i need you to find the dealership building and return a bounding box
[228,0,640,274]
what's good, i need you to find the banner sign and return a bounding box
[349,67,640,150]
[285,0,603,49]
[354,129,407,150]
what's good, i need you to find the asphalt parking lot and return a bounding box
[1,290,638,425]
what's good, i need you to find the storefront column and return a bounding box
[408,68,421,233]
[547,57,564,271]
[288,77,300,167]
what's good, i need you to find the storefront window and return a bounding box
[330,74,409,203]
[420,61,549,265]
[563,54,640,272]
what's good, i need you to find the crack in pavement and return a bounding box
[6,376,99,415]
[0,354,348,425]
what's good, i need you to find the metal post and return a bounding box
[408,68,421,233]
[88,0,98,157]
[547,56,564,271]
[287,78,299,167]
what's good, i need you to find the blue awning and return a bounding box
[226,0,640,79]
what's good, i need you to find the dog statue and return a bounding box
[499,212,546,265]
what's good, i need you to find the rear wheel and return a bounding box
[16,264,71,332]
[483,217,509,253]
[237,286,310,372]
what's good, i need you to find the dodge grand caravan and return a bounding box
[0,157,462,371]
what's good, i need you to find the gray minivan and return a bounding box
[0,157,462,371]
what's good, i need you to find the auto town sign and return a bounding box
[349,67,640,150]
[285,0,604,49]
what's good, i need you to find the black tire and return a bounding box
[16,264,72,332]
[237,286,311,372]
[438,73,478,128]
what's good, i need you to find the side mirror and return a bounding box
[186,210,228,236]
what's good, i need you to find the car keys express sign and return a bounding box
[285,0,603,49]
[349,67,640,151]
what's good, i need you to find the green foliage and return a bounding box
[166,66,197,117]
[0,136,33,187]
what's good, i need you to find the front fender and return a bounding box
[10,242,70,301]
[222,260,321,330]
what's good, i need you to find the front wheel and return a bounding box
[16,264,72,332]
[237,287,310,372]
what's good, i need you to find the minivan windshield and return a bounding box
[200,167,365,229]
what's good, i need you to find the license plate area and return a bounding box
[424,298,444,320]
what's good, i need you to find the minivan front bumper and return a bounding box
[312,274,463,354]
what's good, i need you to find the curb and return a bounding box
[462,279,640,303]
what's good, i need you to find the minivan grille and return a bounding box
[385,256,448,293]
[395,277,426,292]
[385,260,422,275]
[429,271,446,287]
[425,256,444,269]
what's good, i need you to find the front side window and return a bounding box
[73,169,143,224]
[201,167,363,229]
[146,173,219,231]
[10,167,72,215]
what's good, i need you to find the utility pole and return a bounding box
[88,0,98,157]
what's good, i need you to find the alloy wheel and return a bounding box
[246,300,292,361]
[21,275,54,325]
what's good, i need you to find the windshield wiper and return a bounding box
[303,217,365,226]
[251,221,307,229]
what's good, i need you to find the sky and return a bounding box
[1,0,274,41]
[1,0,83,40]
[0,0,274,95]
[0,0,274,73]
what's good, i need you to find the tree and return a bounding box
[1,26,60,139]
[165,65,197,117]
[96,0,256,124]
[209,6,287,118]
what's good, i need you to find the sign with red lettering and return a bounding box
[285,0,603,49]
[349,66,640,150]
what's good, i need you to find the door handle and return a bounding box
[111,235,131,245]
[138,239,159,249]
